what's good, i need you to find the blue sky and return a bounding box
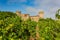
[0,0,60,19]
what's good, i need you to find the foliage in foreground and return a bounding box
[0,11,60,40]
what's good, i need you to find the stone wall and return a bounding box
[16,11,44,22]
[30,16,39,22]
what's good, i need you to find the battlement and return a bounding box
[16,11,44,22]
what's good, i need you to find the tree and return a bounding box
[0,11,60,40]
[55,9,60,19]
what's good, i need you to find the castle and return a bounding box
[16,11,44,22]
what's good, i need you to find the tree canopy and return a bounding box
[0,11,60,40]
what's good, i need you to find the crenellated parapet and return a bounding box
[16,10,44,22]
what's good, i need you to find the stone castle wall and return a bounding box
[16,11,44,22]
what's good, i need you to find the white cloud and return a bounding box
[8,0,27,3]
[7,0,27,4]
[7,0,60,18]
[32,0,60,18]
[25,7,44,16]
[25,7,38,16]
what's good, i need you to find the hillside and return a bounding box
[0,11,60,40]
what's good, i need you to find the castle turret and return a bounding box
[16,10,44,22]
[38,11,44,18]
[16,11,21,17]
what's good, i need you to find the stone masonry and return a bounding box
[16,11,44,22]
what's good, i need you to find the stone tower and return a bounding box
[16,10,44,22]
[16,11,21,17]
[38,11,44,18]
